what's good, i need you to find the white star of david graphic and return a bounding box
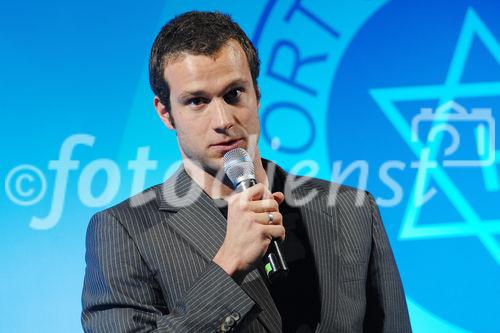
[370,7,500,264]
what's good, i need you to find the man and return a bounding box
[82,11,411,332]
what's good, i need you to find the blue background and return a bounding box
[1,0,499,332]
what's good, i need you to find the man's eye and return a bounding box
[187,97,207,106]
[224,88,243,104]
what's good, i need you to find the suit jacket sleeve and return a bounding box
[364,192,412,332]
[81,211,256,333]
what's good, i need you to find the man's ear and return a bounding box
[154,96,175,129]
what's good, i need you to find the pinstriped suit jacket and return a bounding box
[82,160,411,332]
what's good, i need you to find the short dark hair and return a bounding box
[149,11,261,113]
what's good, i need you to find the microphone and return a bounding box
[223,148,288,281]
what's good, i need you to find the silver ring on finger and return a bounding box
[267,212,274,224]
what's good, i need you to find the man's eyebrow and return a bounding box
[223,78,250,90]
[177,90,207,102]
[177,79,251,103]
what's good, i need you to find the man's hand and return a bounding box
[213,183,285,281]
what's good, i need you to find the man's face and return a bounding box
[157,39,261,175]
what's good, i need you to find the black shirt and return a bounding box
[215,176,321,332]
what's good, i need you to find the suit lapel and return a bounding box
[279,167,340,333]
[155,166,227,260]
[156,166,282,332]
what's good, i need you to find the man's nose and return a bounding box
[212,99,234,134]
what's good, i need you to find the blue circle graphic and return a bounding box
[328,0,500,331]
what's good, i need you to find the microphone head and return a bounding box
[223,148,256,188]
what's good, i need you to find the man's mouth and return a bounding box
[209,138,245,152]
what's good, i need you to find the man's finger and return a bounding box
[272,192,285,205]
[248,199,279,213]
[246,183,267,201]
[253,211,283,225]
[261,224,286,241]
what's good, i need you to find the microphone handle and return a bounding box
[236,179,289,281]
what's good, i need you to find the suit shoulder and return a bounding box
[290,174,368,199]
[88,183,164,235]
